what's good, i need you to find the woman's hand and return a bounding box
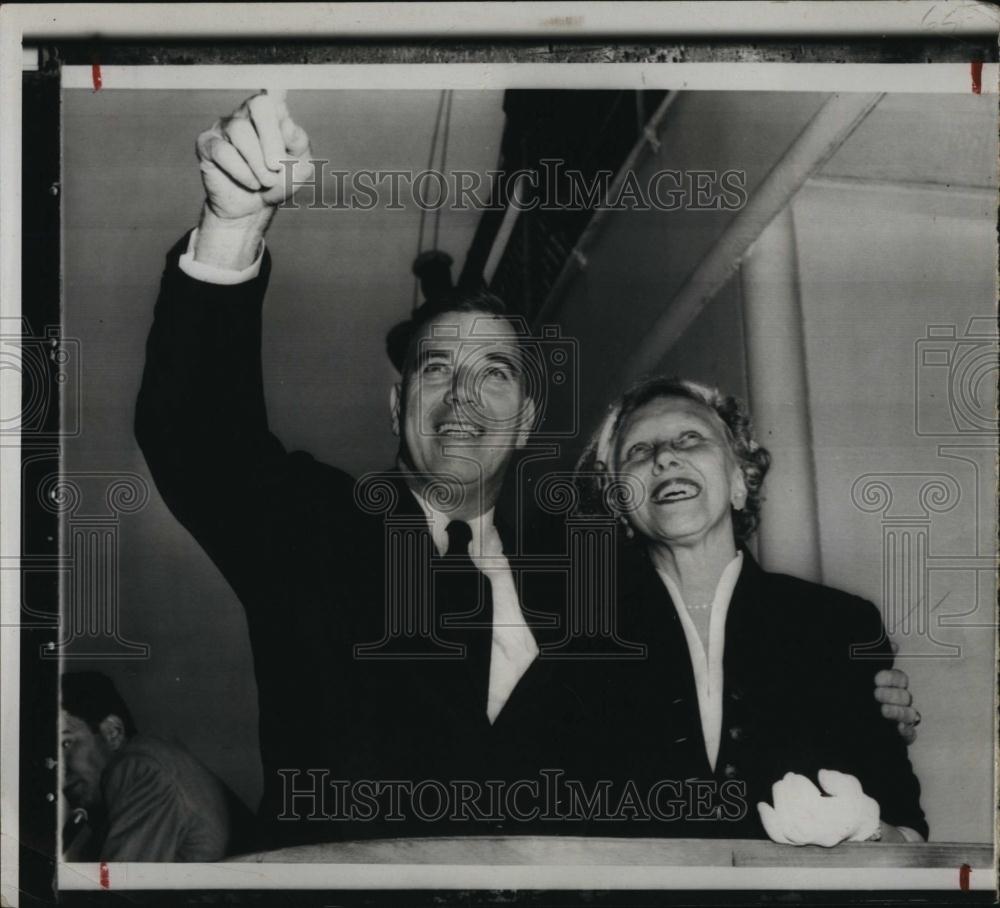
[757,770,881,847]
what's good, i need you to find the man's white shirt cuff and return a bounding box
[177,227,264,285]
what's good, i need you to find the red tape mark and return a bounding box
[91,62,102,92]
[971,61,983,95]
[959,863,971,891]
[99,861,110,890]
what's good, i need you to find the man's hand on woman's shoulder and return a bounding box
[874,667,921,745]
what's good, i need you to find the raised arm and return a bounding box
[135,92,323,583]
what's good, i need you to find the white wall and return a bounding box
[791,178,996,842]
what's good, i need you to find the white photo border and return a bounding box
[2,2,998,904]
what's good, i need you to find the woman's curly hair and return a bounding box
[574,377,772,543]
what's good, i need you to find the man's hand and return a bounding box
[193,90,314,269]
[874,668,920,744]
[757,770,880,847]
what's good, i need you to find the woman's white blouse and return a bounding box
[655,552,744,771]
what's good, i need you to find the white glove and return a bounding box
[757,770,881,847]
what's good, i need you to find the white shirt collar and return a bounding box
[409,488,498,558]
[409,488,536,726]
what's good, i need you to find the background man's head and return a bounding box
[386,290,538,512]
[60,672,136,810]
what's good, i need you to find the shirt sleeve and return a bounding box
[178,227,265,285]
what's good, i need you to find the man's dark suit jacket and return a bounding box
[579,542,928,840]
[135,236,597,846]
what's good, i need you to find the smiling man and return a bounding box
[389,297,536,522]
[136,91,921,848]
[135,92,585,845]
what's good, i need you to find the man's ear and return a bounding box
[98,715,126,752]
[390,383,402,437]
[514,396,537,449]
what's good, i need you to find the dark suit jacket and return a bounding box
[580,542,928,840]
[135,236,593,846]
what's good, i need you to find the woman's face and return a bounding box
[613,395,747,549]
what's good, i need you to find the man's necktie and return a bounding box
[442,520,494,714]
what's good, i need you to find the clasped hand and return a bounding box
[757,770,880,847]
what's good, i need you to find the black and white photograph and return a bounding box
[2,3,998,905]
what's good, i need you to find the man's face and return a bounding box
[392,311,535,512]
[60,710,114,811]
[614,395,746,549]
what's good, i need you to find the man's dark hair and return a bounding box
[61,671,137,737]
[385,289,521,376]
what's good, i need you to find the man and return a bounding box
[135,91,920,846]
[60,672,254,862]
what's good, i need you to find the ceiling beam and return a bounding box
[621,90,883,385]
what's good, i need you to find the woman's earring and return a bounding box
[617,514,634,539]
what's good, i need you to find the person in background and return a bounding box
[574,377,927,844]
[60,671,256,862]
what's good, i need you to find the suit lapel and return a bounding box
[361,471,490,723]
[611,548,712,776]
[717,549,768,772]
[720,550,767,686]
[376,484,558,731]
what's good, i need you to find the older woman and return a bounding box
[574,377,927,845]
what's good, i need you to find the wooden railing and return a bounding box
[230,835,994,868]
